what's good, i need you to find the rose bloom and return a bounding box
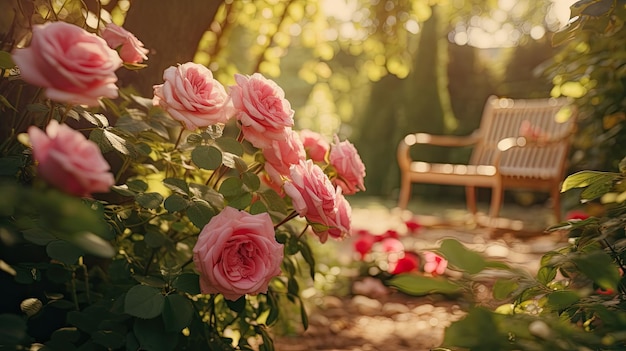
[354,233,375,260]
[12,21,122,106]
[313,189,352,243]
[262,129,306,176]
[100,22,149,64]
[423,251,448,276]
[283,160,337,230]
[153,62,232,130]
[230,73,294,148]
[329,136,366,195]
[299,129,330,163]
[192,207,284,301]
[27,120,115,197]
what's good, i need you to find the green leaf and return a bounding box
[225,295,246,313]
[537,266,557,285]
[546,290,580,311]
[136,192,164,209]
[219,177,244,197]
[104,129,130,155]
[127,179,149,192]
[191,145,222,170]
[162,294,194,332]
[298,296,308,330]
[297,240,316,279]
[561,171,618,193]
[215,137,244,156]
[70,232,115,258]
[260,189,288,215]
[385,274,462,296]
[250,200,268,215]
[0,314,27,346]
[163,178,190,195]
[22,228,57,245]
[164,194,189,212]
[173,273,200,295]
[0,51,15,69]
[144,230,167,248]
[67,310,99,333]
[438,239,487,274]
[0,95,17,112]
[443,308,508,349]
[186,200,215,228]
[133,317,179,351]
[492,279,518,300]
[227,192,252,210]
[46,240,84,265]
[572,250,621,290]
[242,172,261,191]
[93,330,125,349]
[124,285,165,319]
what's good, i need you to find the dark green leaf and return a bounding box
[133,317,179,351]
[298,297,308,331]
[260,189,288,215]
[216,137,244,156]
[298,240,316,279]
[492,279,518,300]
[51,327,81,344]
[22,228,56,245]
[127,179,149,192]
[163,178,190,195]
[191,145,222,170]
[162,294,194,332]
[250,200,267,215]
[0,95,16,112]
[0,314,27,345]
[227,192,252,210]
[572,250,621,290]
[111,184,136,197]
[133,275,166,288]
[144,230,167,248]
[173,273,200,295]
[136,192,164,209]
[46,263,71,284]
[70,232,115,258]
[219,177,244,197]
[537,266,557,285]
[225,295,246,313]
[438,239,487,274]
[186,200,215,228]
[242,172,261,191]
[124,285,165,319]
[164,194,189,212]
[581,0,613,16]
[0,51,15,69]
[46,240,84,265]
[443,308,508,349]
[93,330,125,349]
[546,290,580,311]
[386,274,462,296]
[67,310,99,333]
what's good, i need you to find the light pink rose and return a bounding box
[153,62,233,130]
[230,73,294,148]
[299,129,330,162]
[380,238,404,253]
[423,251,448,276]
[262,129,306,176]
[283,160,336,227]
[12,21,122,106]
[313,189,352,243]
[192,207,284,301]
[100,22,149,64]
[329,135,366,195]
[27,120,115,197]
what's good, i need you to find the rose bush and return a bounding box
[0,8,365,351]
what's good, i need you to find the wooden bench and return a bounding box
[397,95,578,222]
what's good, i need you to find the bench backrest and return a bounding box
[470,96,578,179]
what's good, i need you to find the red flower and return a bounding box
[565,210,589,221]
[405,218,421,233]
[353,234,375,260]
[389,253,419,275]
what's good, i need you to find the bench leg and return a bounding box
[465,186,477,214]
[489,182,503,220]
[398,176,411,210]
[551,185,561,222]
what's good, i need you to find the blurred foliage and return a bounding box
[540,0,626,172]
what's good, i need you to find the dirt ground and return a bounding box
[272,196,570,351]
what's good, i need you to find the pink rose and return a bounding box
[299,129,330,162]
[192,207,284,301]
[153,62,233,130]
[380,238,404,253]
[262,129,306,176]
[423,251,448,276]
[230,73,294,148]
[100,22,149,64]
[329,135,366,195]
[283,160,336,228]
[314,189,352,243]
[27,120,115,197]
[12,21,122,106]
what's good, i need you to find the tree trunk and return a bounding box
[117,0,224,95]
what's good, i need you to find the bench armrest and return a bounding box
[397,130,481,171]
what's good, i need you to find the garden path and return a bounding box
[273,196,570,351]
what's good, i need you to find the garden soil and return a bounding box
[273,197,570,351]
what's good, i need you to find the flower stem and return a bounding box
[274,210,299,230]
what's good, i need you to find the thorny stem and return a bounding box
[603,238,626,296]
[298,224,310,239]
[143,249,157,276]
